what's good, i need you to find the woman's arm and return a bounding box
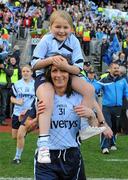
[10,96,24,105]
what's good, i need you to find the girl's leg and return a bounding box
[72,76,106,140]
[36,82,54,135]
[36,82,54,163]
[72,76,104,125]
[17,125,27,150]
[72,76,95,108]
[13,125,27,163]
[12,129,18,139]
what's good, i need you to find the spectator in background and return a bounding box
[123,2,128,12]
[82,26,91,56]
[119,66,128,134]
[100,36,109,60]
[86,68,100,102]
[95,27,104,55]
[97,63,128,154]
[23,15,32,39]
[122,35,128,61]
[9,56,21,83]
[80,61,92,78]
[100,36,109,71]
[115,52,127,67]
[0,55,13,125]
[12,45,21,65]
[5,56,22,117]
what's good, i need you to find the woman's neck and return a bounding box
[55,87,66,96]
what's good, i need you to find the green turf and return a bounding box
[0,132,128,178]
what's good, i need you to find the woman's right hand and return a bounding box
[37,100,46,116]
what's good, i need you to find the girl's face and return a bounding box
[50,17,72,41]
[22,67,32,81]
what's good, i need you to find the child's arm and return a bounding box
[32,57,53,71]
[52,56,80,75]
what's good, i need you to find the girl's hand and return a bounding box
[74,105,98,126]
[74,105,95,119]
[103,125,113,138]
[17,98,24,105]
[19,110,27,122]
[52,56,69,70]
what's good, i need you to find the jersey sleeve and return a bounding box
[71,35,84,70]
[11,84,17,97]
[31,35,48,68]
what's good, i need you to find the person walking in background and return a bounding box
[31,10,106,164]
[118,66,128,134]
[12,99,38,164]
[11,65,35,164]
[97,62,128,154]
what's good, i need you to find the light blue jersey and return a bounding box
[48,92,83,150]
[31,33,84,76]
[11,78,35,116]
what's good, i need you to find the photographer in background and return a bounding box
[0,55,13,125]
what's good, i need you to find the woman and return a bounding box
[35,61,113,179]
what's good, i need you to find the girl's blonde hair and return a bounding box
[49,10,73,29]
[20,64,32,71]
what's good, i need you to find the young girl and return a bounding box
[11,65,35,164]
[31,10,106,163]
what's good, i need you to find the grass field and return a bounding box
[0,132,128,179]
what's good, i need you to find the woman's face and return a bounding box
[51,65,69,92]
[50,17,72,42]
[10,57,16,65]
[22,67,32,81]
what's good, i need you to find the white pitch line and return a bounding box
[104,159,128,162]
